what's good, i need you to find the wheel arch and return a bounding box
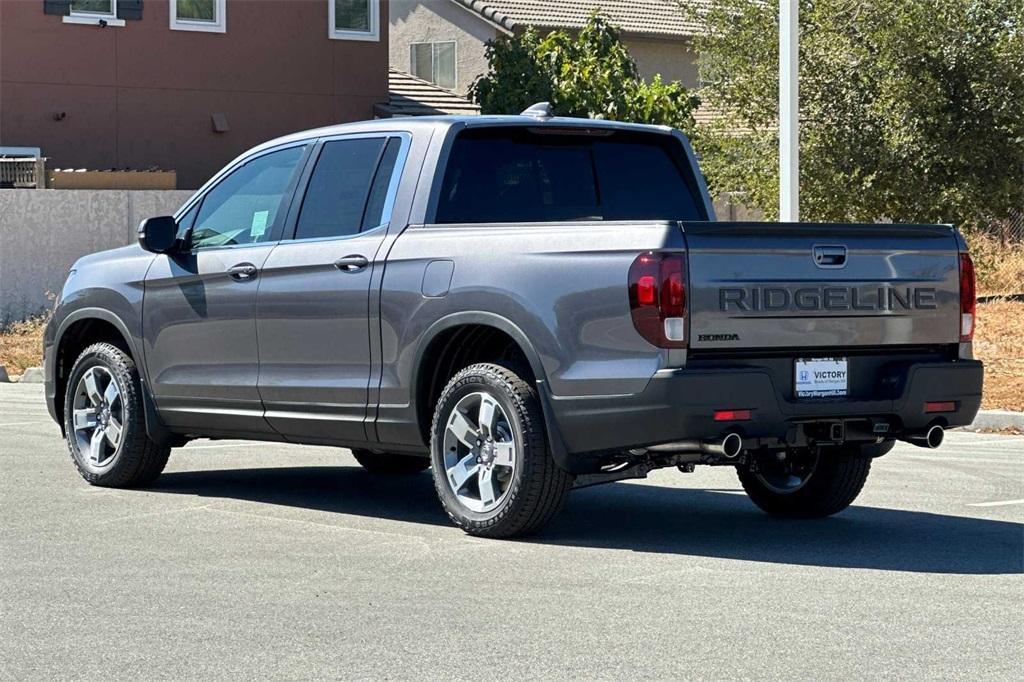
[53,309,169,444]
[410,312,573,472]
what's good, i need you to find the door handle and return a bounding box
[813,245,847,268]
[334,255,369,272]
[227,263,258,280]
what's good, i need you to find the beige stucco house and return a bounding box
[389,0,706,97]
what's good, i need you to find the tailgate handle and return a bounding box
[813,245,847,268]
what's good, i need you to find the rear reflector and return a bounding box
[959,252,976,342]
[714,409,751,422]
[924,401,956,414]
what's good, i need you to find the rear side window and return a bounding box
[435,128,705,224]
[294,137,389,241]
[363,138,402,230]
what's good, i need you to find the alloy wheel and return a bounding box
[71,366,124,472]
[442,391,517,513]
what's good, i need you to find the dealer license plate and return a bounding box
[795,357,848,398]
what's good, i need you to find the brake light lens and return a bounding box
[628,252,687,348]
[959,252,976,342]
[637,275,657,305]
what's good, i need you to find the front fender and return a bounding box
[48,305,170,446]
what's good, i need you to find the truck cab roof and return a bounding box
[247,113,678,159]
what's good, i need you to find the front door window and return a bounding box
[190,146,305,249]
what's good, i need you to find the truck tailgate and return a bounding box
[684,222,961,350]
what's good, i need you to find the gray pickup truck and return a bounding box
[44,106,983,537]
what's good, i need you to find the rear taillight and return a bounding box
[959,252,976,342]
[628,252,687,348]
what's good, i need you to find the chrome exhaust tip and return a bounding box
[925,424,945,449]
[907,424,945,449]
[721,432,743,459]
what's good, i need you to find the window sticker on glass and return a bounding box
[250,210,270,238]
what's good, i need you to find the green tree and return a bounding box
[471,14,699,131]
[687,0,1024,229]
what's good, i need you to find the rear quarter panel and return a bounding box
[375,221,684,445]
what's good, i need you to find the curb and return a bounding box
[962,410,1024,432]
[17,367,44,384]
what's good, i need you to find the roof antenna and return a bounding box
[521,102,554,120]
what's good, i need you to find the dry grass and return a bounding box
[973,299,1024,411]
[947,235,1023,409]
[966,232,1024,297]
[0,315,48,378]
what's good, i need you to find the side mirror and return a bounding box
[138,216,178,254]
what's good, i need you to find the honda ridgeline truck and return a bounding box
[44,106,983,537]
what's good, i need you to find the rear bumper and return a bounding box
[549,360,983,465]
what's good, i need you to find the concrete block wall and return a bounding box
[0,189,193,323]
[712,195,764,222]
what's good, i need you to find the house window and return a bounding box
[170,0,226,33]
[411,42,457,91]
[65,0,125,26]
[71,0,114,15]
[329,0,379,41]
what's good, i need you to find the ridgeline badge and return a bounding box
[719,286,938,312]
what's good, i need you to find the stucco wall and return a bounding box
[626,38,700,88]
[0,189,193,322]
[0,0,390,189]
[389,0,499,96]
[389,2,699,96]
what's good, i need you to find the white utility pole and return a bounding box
[779,0,799,222]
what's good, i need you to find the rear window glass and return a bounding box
[435,128,705,224]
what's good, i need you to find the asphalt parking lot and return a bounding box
[1,382,1021,680]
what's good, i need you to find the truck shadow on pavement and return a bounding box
[150,466,1022,576]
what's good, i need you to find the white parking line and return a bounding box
[966,499,1024,507]
[947,438,1024,446]
[0,421,51,428]
[183,441,282,450]
[907,455,1020,465]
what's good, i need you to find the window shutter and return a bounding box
[43,0,72,15]
[116,0,143,20]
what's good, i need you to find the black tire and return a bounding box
[737,448,871,518]
[430,363,573,538]
[351,449,430,475]
[63,343,170,487]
